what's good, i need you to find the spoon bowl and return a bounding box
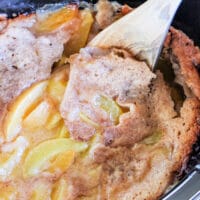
[89,0,182,69]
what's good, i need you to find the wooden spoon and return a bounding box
[89,0,182,69]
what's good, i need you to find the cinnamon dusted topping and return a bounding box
[60,47,155,143]
[0,0,200,198]
[0,13,80,104]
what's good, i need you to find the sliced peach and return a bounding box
[141,131,162,145]
[23,138,88,178]
[47,79,67,104]
[0,136,28,181]
[65,9,94,56]
[57,122,70,138]
[3,81,48,142]
[23,100,51,130]
[48,150,75,173]
[35,5,78,34]
[51,65,69,82]
[51,179,68,200]
[93,95,122,124]
[79,112,99,128]
[46,112,62,130]
[47,66,68,104]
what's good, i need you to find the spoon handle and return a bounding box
[89,0,182,69]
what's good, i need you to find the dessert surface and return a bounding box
[0,1,200,199]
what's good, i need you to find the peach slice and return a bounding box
[46,112,62,130]
[57,122,70,138]
[23,100,51,130]
[23,138,88,178]
[93,95,122,124]
[3,81,48,142]
[35,5,78,34]
[141,131,162,145]
[48,150,75,173]
[51,179,68,200]
[65,9,94,56]
[0,136,28,181]
[79,112,100,128]
[47,79,67,104]
[47,66,68,104]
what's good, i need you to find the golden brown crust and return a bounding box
[171,98,200,171]
[92,72,200,200]
[164,27,200,99]
[150,72,200,173]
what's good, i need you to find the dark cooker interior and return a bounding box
[0,0,200,180]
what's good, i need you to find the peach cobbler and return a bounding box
[0,1,200,199]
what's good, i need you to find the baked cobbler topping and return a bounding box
[0,1,200,199]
